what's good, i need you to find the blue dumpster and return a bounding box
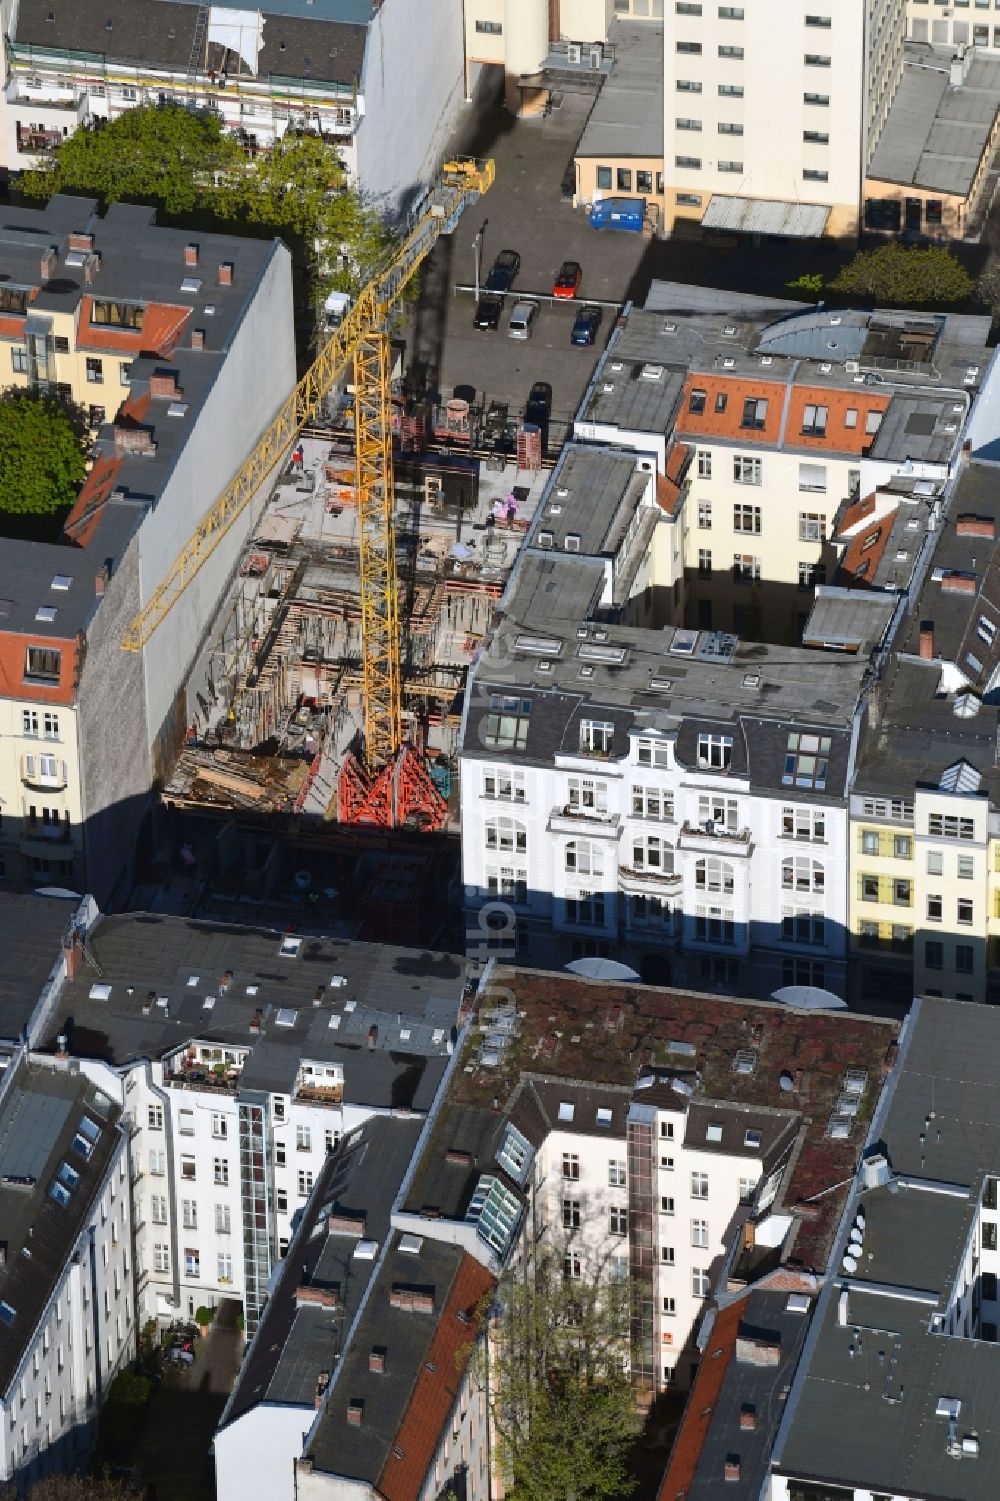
[588,197,645,232]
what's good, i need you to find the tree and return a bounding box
[22,105,391,300]
[0,1474,134,1501]
[976,253,1000,323]
[830,243,973,306]
[477,1258,639,1501]
[0,389,89,516]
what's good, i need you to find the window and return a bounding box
[22,710,39,736]
[676,81,703,93]
[297,1170,313,1196]
[661,1246,675,1264]
[698,794,739,832]
[92,299,144,329]
[213,1158,229,1186]
[610,1206,628,1235]
[697,733,733,771]
[718,44,744,57]
[798,513,824,542]
[718,160,743,173]
[147,1105,163,1130]
[691,1218,709,1247]
[215,1204,231,1234]
[211,1113,227,1139]
[565,891,605,927]
[564,1252,582,1279]
[182,1199,197,1230]
[676,116,702,132]
[719,3,744,15]
[631,834,674,873]
[783,856,824,894]
[483,766,525,802]
[596,165,612,190]
[958,898,974,925]
[698,548,712,579]
[580,719,614,756]
[805,12,831,23]
[689,388,707,415]
[691,1171,709,1199]
[484,695,531,751]
[893,879,911,906]
[782,806,825,842]
[25,647,61,683]
[563,1198,581,1229]
[800,404,828,438]
[153,1245,169,1274]
[567,777,608,814]
[733,456,762,485]
[85,357,103,384]
[275,1141,286,1167]
[184,1249,200,1279]
[782,909,825,946]
[957,944,975,975]
[676,39,703,52]
[633,785,674,820]
[675,155,702,169]
[151,1194,167,1224]
[695,857,735,895]
[178,1109,194,1136]
[895,835,912,859]
[804,92,830,105]
[741,397,768,430]
[697,450,711,479]
[984,1221,998,1252]
[865,409,883,436]
[565,839,602,877]
[927,894,943,922]
[804,53,831,65]
[783,732,830,790]
[733,553,761,583]
[609,1160,626,1187]
[218,1252,233,1282]
[11,346,29,374]
[925,940,943,972]
[276,1188,289,1214]
[636,737,670,768]
[181,1156,196,1180]
[803,169,829,182]
[474,16,501,33]
[928,814,976,840]
[661,1195,675,1214]
[149,1149,165,1175]
[692,1267,710,1297]
[563,1153,581,1180]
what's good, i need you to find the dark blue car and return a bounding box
[571,305,603,347]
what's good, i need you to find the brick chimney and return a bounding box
[735,1333,780,1367]
[191,328,205,351]
[40,247,57,281]
[369,1347,386,1374]
[368,1024,378,1051]
[295,1286,340,1310]
[184,243,199,267]
[63,930,84,979]
[346,1400,364,1427]
[724,1458,741,1482]
[328,1212,366,1236]
[941,572,976,595]
[113,425,155,456]
[68,230,95,254]
[740,1406,757,1431]
[149,371,182,399]
[314,1371,330,1410]
[956,514,996,540]
[919,621,935,660]
[218,261,234,287]
[389,1285,434,1313]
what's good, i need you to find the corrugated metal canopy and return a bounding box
[701,196,831,238]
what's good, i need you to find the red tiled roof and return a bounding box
[0,315,26,340]
[837,491,878,535]
[63,454,124,547]
[676,376,786,446]
[376,1254,495,1501]
[675,375,891,456]
[655,1301,743,1501]
[835,510,897,590]
[77,297,191,356]
[656,443,691,516]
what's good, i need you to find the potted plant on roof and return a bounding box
[195,1305,215,1340]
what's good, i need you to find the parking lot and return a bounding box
[407,81,650,440]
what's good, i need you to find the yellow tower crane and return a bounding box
[121,156,494,826]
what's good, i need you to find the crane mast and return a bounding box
[121,157,495,823]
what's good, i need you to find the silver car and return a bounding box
[507,299,539,340]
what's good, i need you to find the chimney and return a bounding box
[149,371,182,399]
[328,1212,366,1236]
[919,621,935,660]
[95,561,111,597]
[389,1285,435,1313]
[218,261,234,287]
[295,1285,340,1310]
[250,1007,264,1033]
[740,1407,757,1432]
[735,1332,781,1367]
[369,1346,386,1374]
[55,1033,70,1060]
[40,247,57,281]
[220,969,233,992]
[346,1400,364,1427]
[446,1148,472,1166]
[742,1220,755,1251]
[63,930,84,979]
[368,1024,378,1051]
[314,1371,330,1410]
[68,230,95,254]
[941,572,976,595]
[113,425,155,456]
[191,328,205,351]
[956,515,995,540]
[184,243,199,268]
[724,1458,741,1483]
[83,252,99,285]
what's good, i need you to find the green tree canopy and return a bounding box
[830,243,974,306]
[1,1474,136,1501]
[0,389,89,516]
[478,1259,639,1501]
[22,105,392,299]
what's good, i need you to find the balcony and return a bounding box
[617,863,683,894]
[164,1058,240,1093]
[547,806,622,839]
[679,821,753,856]
[21,754,69,791]
[294,1080,344,1109]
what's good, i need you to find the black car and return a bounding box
[524,381,552,427]
[571,304,603,347]
[474,296,503,331]
[485,249,521,293]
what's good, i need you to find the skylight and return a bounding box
[558,1102,575,1123]
[78,1116,100,1144]
[744,1129,762,1149]
[88,983,112,1001]
[496,1124,533,1186]
[466,1174,523,1256]
[0,1301,15,1326]
[275,1008,298,1027]
[706,1123,723,1142]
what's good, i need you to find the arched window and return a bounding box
[566,839,602,877]
[695,857,734,894]
[485,817,527,854]
[781,856,824,894]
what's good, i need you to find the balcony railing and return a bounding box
[164,1061,240,1092]
[295,1081,344,1108]
[547,806,622,838]
[679,821,753,855]
[617,864,683,890]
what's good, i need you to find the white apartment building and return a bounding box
[0,1050,134,1486]
[661,0,904,238]
[907,0,1000,50]
[43,914,464,1336]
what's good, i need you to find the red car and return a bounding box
[553,260,582,299]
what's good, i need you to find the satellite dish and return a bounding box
[842,1254,858,1273]
[771,985,848,1011]
[34,886,83,901]
[564,957,641,981]
[849,1228,863,1246]
[855,1209,866,1231]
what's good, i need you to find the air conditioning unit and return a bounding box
[845,360,860,374]
[567,42,582,64]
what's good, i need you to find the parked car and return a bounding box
[570,305,603,347]
[507,299,540,340]
[485,249,521,293]
[524,381,552,427]
[474,297,503,331]
[553,260,582,298]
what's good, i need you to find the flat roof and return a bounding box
[867,45,1000,197]
[774,996,1000,1501]
[801,588,898,654]
[575,21,664,162]
[0,895,73,1044]
[0,1057,123,1392]
[43,913,464,1109]
[701,197,830,238]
